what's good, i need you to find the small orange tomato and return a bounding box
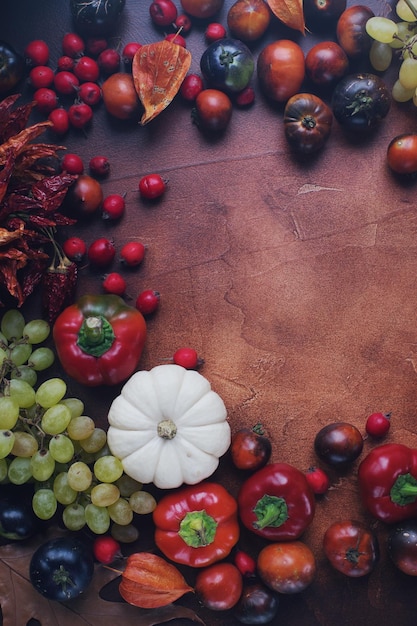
[387,134,417,175]
[257,541,316,594]
[227,0,271,42]
[257,40,305,103]
[102,72,140,119]
[180,0,224,18]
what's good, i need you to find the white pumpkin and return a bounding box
[106,364,231,489]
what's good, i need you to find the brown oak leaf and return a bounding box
[0,527,205,626]
[266,0,305,33]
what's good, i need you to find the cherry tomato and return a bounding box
[365,412,391,438]
[231,424,272,471]
[67,174,103,216]
[174,14,192,33]
[283,92,333,154]
[48,108,70,135]
[122,42,142,64]
[227,0,271,42]
[257,541,316,594]
[24,40,50,66]
[305,41,349,86]
[180,0,224,19]
[323,520,379,577]
[102,272,127,295]
[53,70,80,95]
[93,535,121,564]
[33,88,58,114]
[305,467,330,495]
[78,82,102,106]
[336,5,374,58]
[61,153,84,175]
[257,40,305,103]
[387,134,417,175]
[149,0,178,26]
[234,549,257,578]
[88,238,116,267]
[102,194,125,220]
[205,23,227,43]
[29,65,54,89]
[102,72,140,120]
[89,155,110,177]
[195,562,243,611]
[74,56,100,82]
[388,521,417,575]
[97,48,121,74]
[235,86,255,107]
[194,88,233,133]
[120,241,145,266]
[314,422,363,467]
[62,32,85,58]
[62,236,87,262]
[85,36,108,57]
[135,289,160,315]
[180,73,204,101]
[138,173,167,199]
[165,33,187,48]
[173,347,203,369]
[68,102,93,129]
[57,55,75,71]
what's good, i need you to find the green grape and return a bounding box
[0,396,19,429]
[0,331,7,347]
[53,472,78,505]
[67,461,93,491]
[399,56,417,88]
[23,319,50,344]
[94,455,124,483]
[111,522,139,543]
[0,346,7,367]
[11,431,39,457]
[0,458,8,482]
[91,483,120,507]
[115,474,143,497]
[369,40,393,71]
[390,21,417,48]
[8,456,32,484]
[30,449,55,481]
[35,377,67,408]
[67,415,95,440]
[366,16,398,43]
[28,347,55,371]
[32,488,57,520]
[41,404,72,435]
[396,0,417,21]
[60,397,84,418]
[0,430,15,458]
[79,428,107,454]
[49,434,75,463]
[62,502,86,531]
[9,378,36,408]
[10,342,32,367]
[107,497,134,525]
[392,78,415,100]
[11,365,38,387]
[85,503,111,534]
[129,490,157,515]
[1,309,25,341]
[94,443,111,460]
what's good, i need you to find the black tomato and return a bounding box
[30,536,94,601]
[234,581,280,624]
[200,38,254,94]
[0,41,24,94]
[304,0,346,32]
[388,521,417,575]
[331,73,391,133]
[231,424,272,470]
[305,41,349,86]
[0,496,39,541]
[70,0,126,36]
[323,520,379,577]
[314,421,363,467]
[336,5,374,59]
[284,92,333,154]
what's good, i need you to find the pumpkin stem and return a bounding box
[157,418,177,439]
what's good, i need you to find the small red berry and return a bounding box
[78,81,102,106]
[305,467,330,495]
[173,347,203,369]
[102,272,127,295]
[48,108,70,135]
[234,550,257,578]
[135,289,160,315]
[89,155,110,177]
[149,0,177,27]
[165,33,187,48]
[88,238,116,267]
[235,86,255,107]
[102,194,126,220]
[68,102,93,129]
[138,173,167,200]
[62,32,85,58]
[33,88,58,114]
[86,37,108,57]
[53,70,80,95]
[365,412,391,438]
[97,48,121,75]
[205,23,227,43]
[74,56,100,82]
[122,42,142,64]
[93,535,121,564]
[62,236,87,262]
[120,241,145,267]
[61,153,84,175]
[29,65,54,89]
[174,14,192,34]
[57,55,75,72]
[24,40,50,66]
[180,74,204,102]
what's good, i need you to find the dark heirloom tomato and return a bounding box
[387,134,417,175]
[257,541,316,594]
[227,0,272,42]
[0,41,24,94]
[234,581,279,624]
[304,0,346,31]
[331,73,391,133]
[257,40,305,103]
[194,88,233,133]
[305,41,349,86]
[200,38,254,94]
[323,520,379,577]
[284,93,333,155]
[231,424,272,470]
[336,5,374,58]
[70,0,126,35]
[388,521,417,575]
[314,422,363,467]
[181,0,224,18]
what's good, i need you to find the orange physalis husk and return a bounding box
[266,0,305,33]
[132,40,192,125]
[119,552,194,609]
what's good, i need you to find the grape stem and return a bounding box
[404,0,417,20]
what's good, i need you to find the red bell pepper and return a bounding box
[153,482,240,568]
[238,462,315,541]
[53,294,146,386]
[358,443,417,523]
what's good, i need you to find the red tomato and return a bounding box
[305,41,349,85]
[257,40,305,102]
[138,173,167,199]
[365,412,391,438]
[180,0,224,19]
[323,520,379,577]
[227,0,271,42]
[231,425,272,470]
[305,467,330,495]
[257,541,316,594]
[387,134,417,175]
[195,562,243,611]
[102,72,140,120]
[336,5,374,58]
[195,89,233,133]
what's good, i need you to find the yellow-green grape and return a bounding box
[41,404,72,435]
[396,0,417,21]
[94,455,124,483]
[129,490,157,515]
[392,77,415,100]
[390,21,417,49]
[32,488,57,520]
[79,427,107,454]
[0,458,8,482]
[11,365,38,387]
[115,474,143,497]
[53,472,78,505]
[0,430,15,458]
[399,56,417,87]
[49,434,75,463]
[85,503,111,534]
[63,502,86,531]
[11,431,39,457]
[67,415,95,440]
[111,522,139,543]
[35,377,67,408]
[369,40,393,71]
[9,378,36,409]
[28,347,55,371]
[23,319,50,344]
[1,309,25,341]
[30,449,55,481]
[8,456,32,484]
[107,497,134,525]
[91,483,120,507]
[10,343,32,367]
[0,396,19,429]
[60,397,84,418]
[0,346,8,366]
[366,16,399,43]
[67,461,93,491]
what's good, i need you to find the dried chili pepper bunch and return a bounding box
[0,94,77,316]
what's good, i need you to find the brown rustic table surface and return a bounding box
[2,0,417,625]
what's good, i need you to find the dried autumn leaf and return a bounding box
[132,40,192,125]
[119,552,194,608]
[266,0,305,33]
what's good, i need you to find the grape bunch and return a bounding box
[0,309,156,541]
[366,0,417,104]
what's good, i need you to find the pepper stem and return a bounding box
[390,473,417,506]
[252,494,288,530]
[178,509,217,547]
[77,315,115,357]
